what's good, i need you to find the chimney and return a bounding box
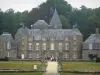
[96,28,99,35]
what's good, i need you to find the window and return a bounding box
[42,43,46,50]
[21,54,24,59]
[29,37,32,41]
[29,53,32,58]
[73,42,77,46]
[89,43,92,50]
[36,43,39,50]
[65,43,69,50]
[7,52,10,57]
[42,38,46,41]
[22,41,24,45]
[28,43,32,50]
[22,37,24,40]
[73,42,77,50]
[7,42,11,49]
[65,38,68,41]
[73,47,77,50]
[51,43,54,50]
[73,35,77,40]
[73,53,77,58]
[65,53,69,58]
[22,48,24,50]
[58,43,62,50]
[36,54,39,58]
[73,45,77,51]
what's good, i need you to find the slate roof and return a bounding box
[15,9,82,41]
[0,33,14,42]
[33,20,49,29]
[84,34,100,43]
[15,27,29,41]
[50,9,62,29]
[28,29,82,40]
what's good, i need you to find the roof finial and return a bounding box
[20,12,25,28]
[31,25,33,29]
[54,0,56,10]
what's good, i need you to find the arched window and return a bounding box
[51,43,54,50]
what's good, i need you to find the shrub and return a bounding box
[96,57,100,62]
[0,57,8,61]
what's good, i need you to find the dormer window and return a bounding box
[29,37,32,41]
[65,38,68,41]
[54,25,57,28]
[22,37,24,40]
[73,35,77,40]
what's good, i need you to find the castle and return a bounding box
[0,9,100,60]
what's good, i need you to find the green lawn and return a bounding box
[0,72,42,75]
[62,62,100,71]
[60,73,100,75]
[0,61,42,70]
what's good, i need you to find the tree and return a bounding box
[60,15,71,29]
[0,9,4,34]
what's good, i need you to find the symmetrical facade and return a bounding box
[0,9,83,60]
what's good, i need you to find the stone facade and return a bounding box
[82,29,100,60]
[0,32,17,59]
[0,9,83,60]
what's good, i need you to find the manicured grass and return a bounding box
[0,72,42,75]
[0,61,42,70]
[60,73,100,75]
[62,62,100,71]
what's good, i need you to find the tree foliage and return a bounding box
[0,0,100,40]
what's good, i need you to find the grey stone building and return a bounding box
[0,32,17,58]
[0,9,83,60]
[82,28,100,60]
[15,9,83,60]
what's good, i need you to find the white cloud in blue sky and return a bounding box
[0,0,100,12]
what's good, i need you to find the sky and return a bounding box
[0,0,100,12]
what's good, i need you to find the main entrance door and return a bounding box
[45,51,58,61]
